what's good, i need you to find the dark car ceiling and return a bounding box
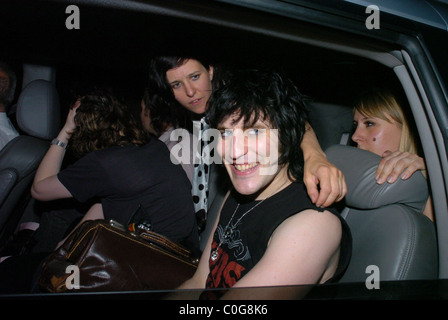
[0,0,397,106]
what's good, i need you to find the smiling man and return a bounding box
[175,69,352,300]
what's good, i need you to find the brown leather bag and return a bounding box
[38,219,198,292]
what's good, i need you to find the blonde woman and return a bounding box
[351,89,433,221]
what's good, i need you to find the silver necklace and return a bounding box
[210,198,267,261]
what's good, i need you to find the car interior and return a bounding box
[0,0,447,297]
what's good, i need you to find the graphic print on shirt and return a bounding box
[206,220,251,288]
[207,241,246,288]
[216,222,251,262]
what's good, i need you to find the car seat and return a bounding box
[308,101,354,150]
[0,79,60,246]
[326,144,438,282]
[8,64,57,133]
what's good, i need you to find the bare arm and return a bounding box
[301,123,347,207]
[165,220,215,300]
[31,102,79,201]
[166,192,230,299]
[177,231,214,291]
[221,209,342,300]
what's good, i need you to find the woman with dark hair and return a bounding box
[31,92,199,249]
[175,69,351,300]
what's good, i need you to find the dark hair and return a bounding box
[146,55,217,131]
[0,62,17,108]
[142,86,176,136]
[70,92,151,158]
[207,69,309,181]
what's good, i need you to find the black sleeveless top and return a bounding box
[201,181,352,299]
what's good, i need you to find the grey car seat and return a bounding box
[0,79,60,245]
[308,102,354,150]
[326,144,438,282]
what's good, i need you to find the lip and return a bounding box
[230,162,260,176]
[189,97,202,106]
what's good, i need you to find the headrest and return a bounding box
[22,64,56,89]
[16,79,60,140]
[308,102,354,150]
[326,144,429,212]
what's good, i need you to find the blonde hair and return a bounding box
[354,90,417,155]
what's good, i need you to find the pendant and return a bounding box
[224,229,233,238]
[211,250,218,261]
